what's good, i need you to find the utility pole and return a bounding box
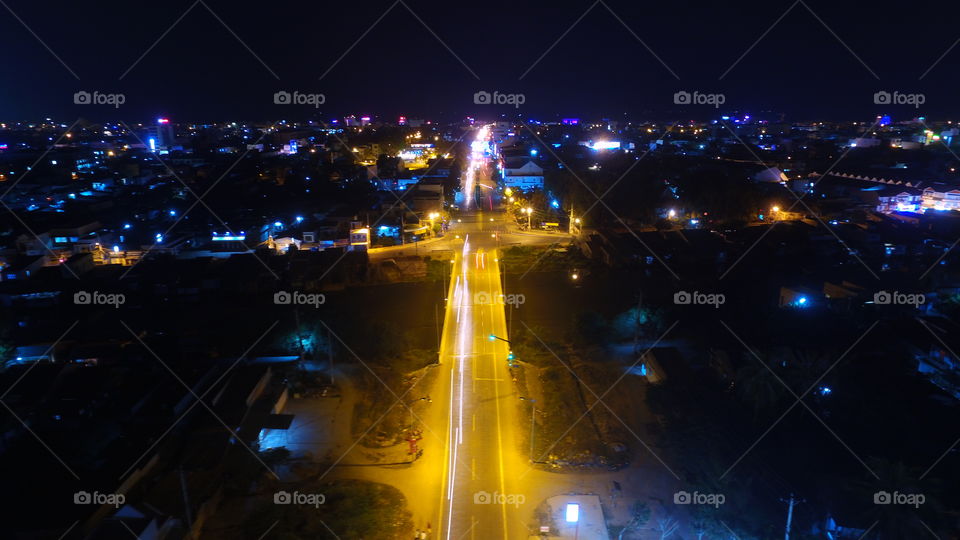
[502,257,512,338]
[632,292,643,358]
[179,466,193,536]
[782,493,799,540]
[434,303,440,351]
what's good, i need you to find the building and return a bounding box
[143,118,175,152]
[877,186,960,214]
[501,158,544,190]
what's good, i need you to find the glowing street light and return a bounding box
[488,334,510,344]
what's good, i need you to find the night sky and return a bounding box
[1,0,959,121]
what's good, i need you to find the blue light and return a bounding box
[797,296,808,307]
[148,138,156,152]
[295,216,304,223]
[489,334,495,341]
[551,200,560,208]
[274,221,282,228]
[818,386,832,396]
[530,149,538,156]
[123,223,131,230]
[169,210,176,216]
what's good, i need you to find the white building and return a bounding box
[501,160,544,190]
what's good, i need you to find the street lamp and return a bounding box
[519,396,537,460]
[427,212,441,237]
[524,207,533,229]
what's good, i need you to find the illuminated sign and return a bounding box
[350,228,370,246]
[565,503,580,523]
[590,141,621,150]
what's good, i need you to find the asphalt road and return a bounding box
[433,132,532,539]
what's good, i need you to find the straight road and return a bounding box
[434,127,531,539]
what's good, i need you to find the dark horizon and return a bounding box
[1,0,958,120]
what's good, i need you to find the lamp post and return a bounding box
[524,207,533,229]
[519,396,536,460]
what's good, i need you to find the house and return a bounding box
[501,158,544,190]
[753,166,788,183]
[779,285,818,308]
